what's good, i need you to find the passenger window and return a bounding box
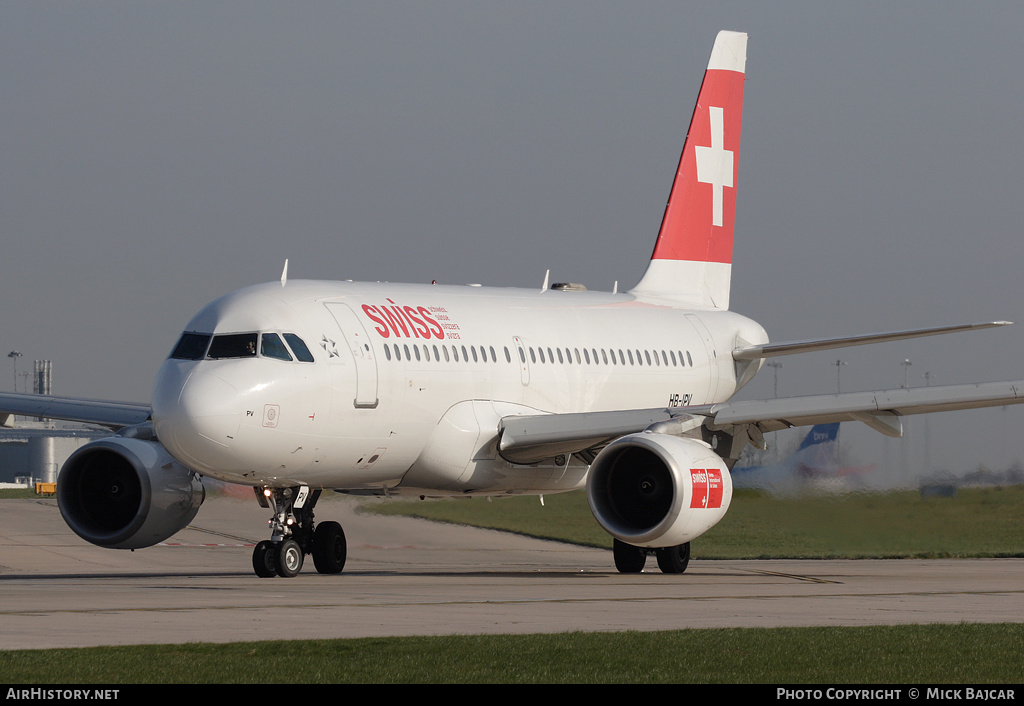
[208,333,258,359]
[170,333,211,360]
[261,333,293,361]
[283,334,315,363]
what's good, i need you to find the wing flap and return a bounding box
[711,380,1024,431]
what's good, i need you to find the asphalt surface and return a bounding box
[1,494,1022,650]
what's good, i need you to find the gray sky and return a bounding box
[3,2,1023,478]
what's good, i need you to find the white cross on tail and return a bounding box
[695,106,733,227]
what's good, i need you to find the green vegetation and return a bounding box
[0,488,45,499]
[366,485,1024,558]
[2,624,1022,683]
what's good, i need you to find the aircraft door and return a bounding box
[513,336,530,385]
[325,302,379,408]
[685,313,719,403]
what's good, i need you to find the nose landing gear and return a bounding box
[251,485,347,578]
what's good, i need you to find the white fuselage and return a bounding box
[151,280,767,495]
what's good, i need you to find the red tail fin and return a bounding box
[631,31,747,308]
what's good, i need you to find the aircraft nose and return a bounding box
[152,363,241,473]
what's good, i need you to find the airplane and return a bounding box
[4,30,1024,578]
[732,423,875,493]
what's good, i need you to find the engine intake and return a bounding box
[57,437,205,550]
[587,433,731,548]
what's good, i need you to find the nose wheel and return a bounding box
[251,486,347,578]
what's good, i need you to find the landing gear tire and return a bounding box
[252,540,277,578]
[655,542,690,574]
[312,521,347,574]
[275,539,304,578]
[613,538,647,573]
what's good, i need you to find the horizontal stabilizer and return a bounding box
[732,321,1011,361]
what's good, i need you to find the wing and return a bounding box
[0,392,151,430]
[497,380,1024,465]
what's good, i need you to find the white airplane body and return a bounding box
[5,31,1024,577]
[155,279,763,495]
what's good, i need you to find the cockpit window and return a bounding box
[283,333,315,362]
[260,333,292,361]
[207,333,258,359]
[170,333,211,360]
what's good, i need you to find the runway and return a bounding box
[1,494,1022,650]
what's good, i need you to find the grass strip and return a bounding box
[365,486,1024,558]
[2,624,1021,684]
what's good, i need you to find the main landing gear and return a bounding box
[612,538,690,574]
[251,485,347,578]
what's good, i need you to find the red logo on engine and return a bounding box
[690,469,724,509]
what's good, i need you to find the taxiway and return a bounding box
[1,494,1021,650]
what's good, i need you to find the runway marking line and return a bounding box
[2,588,1022,617]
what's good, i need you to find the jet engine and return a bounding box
[586,433,731,548]
[57,436,205,550]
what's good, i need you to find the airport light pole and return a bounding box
[766,361,782,397]
[8,351,22,392]
[766,361,783,460]
[901,358,913,389]
[832,359,847,393]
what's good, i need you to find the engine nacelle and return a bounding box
[587,433,731,548]
[57,436,205,550]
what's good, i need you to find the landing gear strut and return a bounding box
[251,485,347,578]
[613,538,690,574]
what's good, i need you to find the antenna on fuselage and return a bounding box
[541,269,550,293]
[280,259,289,287]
